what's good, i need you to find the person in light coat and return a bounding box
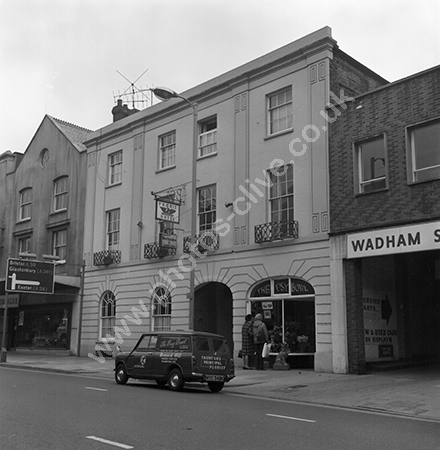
[252,313,268,370]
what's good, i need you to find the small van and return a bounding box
[114,331,235,392]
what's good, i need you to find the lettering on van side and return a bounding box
[201,355,226,370]
[160,351,182,363]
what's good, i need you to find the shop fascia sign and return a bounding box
[0,294,19,308]
[250,278,315,298]
[347,221,440,259]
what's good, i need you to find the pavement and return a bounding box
[1,349,439,423]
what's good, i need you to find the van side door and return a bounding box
[126,335,157,378]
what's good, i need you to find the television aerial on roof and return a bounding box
[113,68,152,110]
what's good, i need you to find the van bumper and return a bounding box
[188,373,235,382]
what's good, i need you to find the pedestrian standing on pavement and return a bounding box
[241,314,254,370]
[252,313,268,370]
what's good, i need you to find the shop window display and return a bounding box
[250,300,315,353]
[249,278,315,354]
[14,306,70,349]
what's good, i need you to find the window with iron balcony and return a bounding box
[255,164,298,243]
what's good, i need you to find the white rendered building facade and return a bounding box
[81,27,386,372]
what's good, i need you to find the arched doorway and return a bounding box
[194,282,233,351]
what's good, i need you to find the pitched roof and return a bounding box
[48,116,93,152]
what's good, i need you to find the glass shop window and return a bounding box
[250,299,315,353]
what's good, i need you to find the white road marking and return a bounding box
[86,436,133,449]
[85,386,108,391]
[267,413,316,423]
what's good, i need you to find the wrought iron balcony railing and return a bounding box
[254,220,299,244]
[183,232,220,254]
[144,242,177,259]
[93,250,122,266]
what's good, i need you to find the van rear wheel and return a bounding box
[208,381,224,393]
[168,368,184,391]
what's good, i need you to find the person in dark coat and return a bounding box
[241,314,254,369]
[252,313,268,370]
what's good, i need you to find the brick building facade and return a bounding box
[329,66,440,373]
[0,116,92,354]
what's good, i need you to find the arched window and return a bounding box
[152,287,171,331]
[100,291,116,339]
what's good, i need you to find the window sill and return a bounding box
[355,187,389,197]
[197,151,217,160]
[49,209,68,217]
[264,128,294,140]
[156,165,176,174]
[407,177,440,186]
[106,182,122,189]
[16,218,31,225]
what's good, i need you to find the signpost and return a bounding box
[6,258,55,294]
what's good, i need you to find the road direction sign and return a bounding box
[6,258,55,294]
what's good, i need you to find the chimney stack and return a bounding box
[112,99,139,122]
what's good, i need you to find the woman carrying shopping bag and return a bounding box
[252,313,268,370]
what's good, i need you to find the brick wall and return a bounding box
[329,66,440,235]
[330,49,388,99]
[344,258,366,374]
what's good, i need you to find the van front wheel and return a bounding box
[208,381,224,393]
[168,368,184,391]
[115,365,129,385]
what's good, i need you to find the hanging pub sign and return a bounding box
[159,232,177,249]
[155,199,180,224]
